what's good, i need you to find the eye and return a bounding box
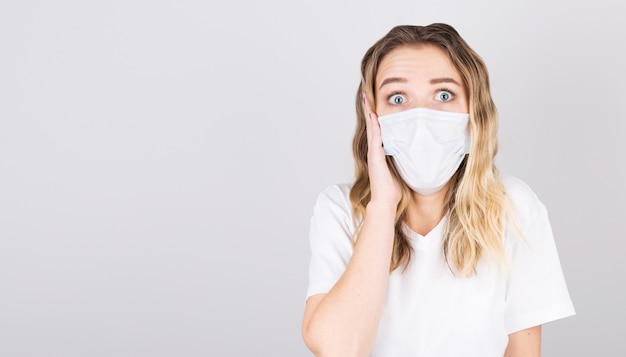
[435,90,454,102]
[388,93,406,105]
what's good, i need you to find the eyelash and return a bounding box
[436,87,455,99]
[386,88,456,104]
[387,92,405,103]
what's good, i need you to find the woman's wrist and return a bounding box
[365,200,398,221]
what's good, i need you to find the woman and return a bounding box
[302,24,575,356]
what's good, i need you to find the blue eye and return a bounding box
[388,94,406,105]
[435,90,453,102]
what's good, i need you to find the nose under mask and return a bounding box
[377,107,471,195]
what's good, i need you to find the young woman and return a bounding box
[302,24,575,356]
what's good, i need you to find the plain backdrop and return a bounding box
[1,0,625,356]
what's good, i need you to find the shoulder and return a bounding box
[317,183,352,203]
[310,183,355,231]
[306,183,356,298]
[500,174,548,225]
[499,176,576,331]
[314,183,352,210]
[500,174,540,204]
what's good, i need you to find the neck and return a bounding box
[405,183,451,236]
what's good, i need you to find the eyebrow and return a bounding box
[378,76,461,90]
[430,77,461,86]
[378,77,407,90]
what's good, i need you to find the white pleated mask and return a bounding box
[378,107,471,195]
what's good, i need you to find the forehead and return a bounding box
[375,45,461,86]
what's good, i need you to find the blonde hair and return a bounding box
[350,23,506,276]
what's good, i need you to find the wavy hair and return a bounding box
[350,23,507,276]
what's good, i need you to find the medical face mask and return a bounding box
[378,107,471,195]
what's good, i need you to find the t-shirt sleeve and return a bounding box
[305,184,355,300]
[503,178,576,334]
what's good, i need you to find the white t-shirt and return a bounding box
[306,175,575,356]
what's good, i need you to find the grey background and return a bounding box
[1,0,624,356]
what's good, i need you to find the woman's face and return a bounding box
[375,45,468,116]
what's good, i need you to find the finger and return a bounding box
[361,92,378,143]
[361,92,382,148]
[361,92,372,126]
[362,91,374,114]
[361,92,372,137]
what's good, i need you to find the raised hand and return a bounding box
[361,92,402,208]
